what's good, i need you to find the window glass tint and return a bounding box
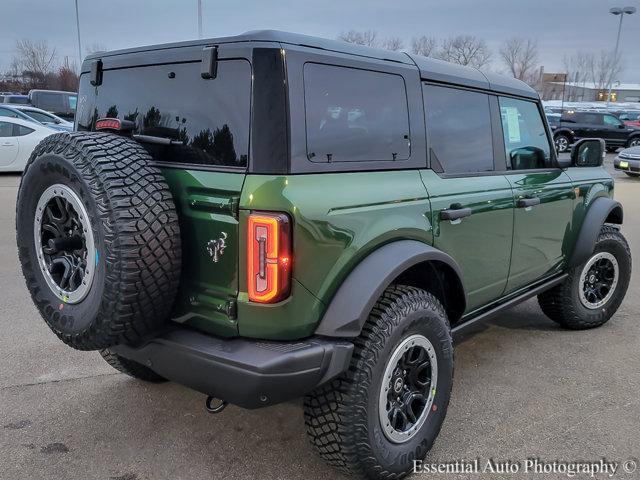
[498,97,551,170]
[24,110,52,122]
[304,63,410,162]
[576,112,603,125]
[603,114,622,127]
[38,93,66,111]
[423,85,493,174]
[15,125,34,136]
[77,60,251,168]
[68,95,77,111]
[0,107,19,118]
[0,121,12,137]
[6,96,29,104]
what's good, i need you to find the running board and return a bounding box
[451,274,568,335]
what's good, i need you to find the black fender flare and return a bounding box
[314,240,466,338]
[568,197,623,268]
[554,128,574,141]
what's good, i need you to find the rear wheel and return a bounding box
[304,285,453,479]
[538,226,631,329]
[627,137,640,148]
[624,172,640,178]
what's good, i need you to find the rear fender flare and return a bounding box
[314,240,466,337]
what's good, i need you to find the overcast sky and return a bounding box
[1,0,639,81]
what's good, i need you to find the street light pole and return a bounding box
[74,0,83,65]
[197,0,203,39]
[606,6,636,106]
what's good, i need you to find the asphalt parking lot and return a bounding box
[1,155,639,480]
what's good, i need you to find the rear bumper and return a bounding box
[111,328,353,409]
[614,156,640,173]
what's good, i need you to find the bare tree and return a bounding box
[563,52,593,86]
[381,37,404,51]
[57,56,79,92]
[500,38,538,82]
[590,50,623,91]
[411,36,437,57]
[437,35,491,68]
[338,30,379,48]
[12,39,56,73]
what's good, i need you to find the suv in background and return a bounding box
[16,31,631,479]
[28,89,77,121]
[553,111,640,153]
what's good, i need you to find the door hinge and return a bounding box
[201,46,218,79]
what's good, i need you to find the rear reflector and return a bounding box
[247,212,291,303]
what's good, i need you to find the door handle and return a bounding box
[516,197,541,208]
[440,207,472,221]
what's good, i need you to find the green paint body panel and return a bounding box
[420,170,514,312]
[158,163,615,340]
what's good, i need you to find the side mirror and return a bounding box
[570,138,605,167]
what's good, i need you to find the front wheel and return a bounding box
[554,134,570,153]
[538,226,631,329]
[304,285,453,479]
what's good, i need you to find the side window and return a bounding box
[603,115,623,127]
[498,97,552,170]
[304,63,410,162]
[68,95,77,111]
[0,107,19,118]
[38,93,66,112]
[423,84,493,174]
[14,125,34,136]
[580,113,603,125]
[0,121,13,137]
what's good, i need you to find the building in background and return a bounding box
[540,73,640,103]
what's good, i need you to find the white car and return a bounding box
[12,105,73,131]
[0,117,57,172]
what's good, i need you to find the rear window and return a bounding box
[303,63,410,163]
[77,60,251,168]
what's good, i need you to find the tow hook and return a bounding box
[205,395,228,414]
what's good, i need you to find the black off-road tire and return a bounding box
[16,132,181,350]
[538,225,631,329]
[100,349,166,382]
[304,285,454,479]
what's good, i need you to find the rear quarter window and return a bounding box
[77,59,251,168]
[303,63,410,163]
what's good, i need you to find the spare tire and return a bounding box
[16,132,181,350]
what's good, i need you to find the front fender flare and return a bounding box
[314,240,466,338]
[568,197,623,268]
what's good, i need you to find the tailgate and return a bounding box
[162,170,245,336]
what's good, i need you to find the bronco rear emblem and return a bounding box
[207,233,228,263]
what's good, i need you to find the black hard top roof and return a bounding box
[85,29,538,100]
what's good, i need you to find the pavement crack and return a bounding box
[0,372,119,391]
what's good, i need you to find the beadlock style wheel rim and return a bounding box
[378,334,438,443]
[34,184,96,304]
[578,252,619,310]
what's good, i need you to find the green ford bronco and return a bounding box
[16,31,631,478]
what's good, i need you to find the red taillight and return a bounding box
[247,212,291,303]
[95,118,122,130]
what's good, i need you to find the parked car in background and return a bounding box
[0,104,47,125]
[28,90,77,121]
[614,146,640,178]
[617,111,640,127]
[12,105,73,131]
[553,111,640,153]
[0,117,56,172]
[2,94,30,105]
